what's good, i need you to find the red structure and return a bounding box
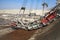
[41,10,57,26]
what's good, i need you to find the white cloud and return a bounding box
[0,9,50,16]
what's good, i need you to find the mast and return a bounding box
[42,0,48,16]
[17,0,28,26]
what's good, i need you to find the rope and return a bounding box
[22,0,28,8]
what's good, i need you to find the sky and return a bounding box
[0,0,57,10]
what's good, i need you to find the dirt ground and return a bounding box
[0,29,36,40]
[35,20,60,40]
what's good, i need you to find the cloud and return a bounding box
[0,9,50,16]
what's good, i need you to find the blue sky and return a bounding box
[0,0,57,10]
